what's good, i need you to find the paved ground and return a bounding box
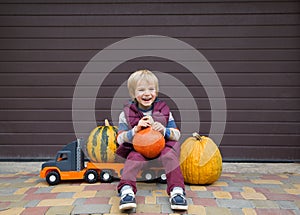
[0,162,299,215]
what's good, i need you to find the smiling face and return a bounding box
[135,79,157,110]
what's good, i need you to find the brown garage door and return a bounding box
[0,1,299,161]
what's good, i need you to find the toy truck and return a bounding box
[40,139,166,185]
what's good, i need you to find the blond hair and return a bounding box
[127,69,159,99]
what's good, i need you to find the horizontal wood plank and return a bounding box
[1,14,299,27]
[0,121,299,135]
[1,38,299,50]
[1,50,299,62]
[1,61,300,73]
[0,86,299,98]
[0,110,298,122]
[0,98,299,110]
[0,2,299,15]
[0,73,299,86]
[1,26,299,38]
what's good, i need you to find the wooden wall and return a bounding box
[0,0,299,161]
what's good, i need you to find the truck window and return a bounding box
[57,153,68,162]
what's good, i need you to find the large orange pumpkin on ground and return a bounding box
[86,119,118,163]
[180,132,222,184]
[133,127,165,159]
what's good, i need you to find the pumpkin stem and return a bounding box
[192,132,202,141]
[104,119,110,126]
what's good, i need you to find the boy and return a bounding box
[116,69,188,211]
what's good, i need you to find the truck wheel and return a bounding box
[141,170,155,182]
[100,170,113,183]
[157,170,167,184]
[46,171,60,185]
[84,169,98,183]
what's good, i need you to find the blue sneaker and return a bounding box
[169,189,188,210]
[119,189,136,211]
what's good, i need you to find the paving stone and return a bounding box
[45,205,74,215]
[217,199,254,208]
[187,205,205,215]
[211,181,228,187]
[285,188,300,195]
[186,190,201,198]
[108,196,119,205]
[253,184,283,189]
[251,179,283,185]
[37,198,75,207]
[231,208,244,215]
[145,195,156,204]
[242,208,257,215]
[0,194,24,202]
[84,196,110,204]
[243,187,257,193]
[34,187,53,194]
[241,192,267,200]
[230,192,244,199]
[157,196,169,204]
[228,182,256,188]
[137,182,160,191]
[0,207,24,215]
[205,206,231,215]
[267,187,286,194]
[109,201,120,214]
[277,200,299,210]
[136,189,152,196]
[213,191,232,199]
[264,192,299,201]
[255,208,296,215]
[24,200,40,208]
[20,206,49,215]
[6,200,29,208]
[190,185,207,191]
[161,204,173,214]
[56,192,75,198]
[95,189,116,197]
[136,204,161,213]
[197,191,214,198]
[14,187,30,195]
[51,185,84,193]
[72,204,111,214]
[192,197,217,207]
[73,190,97,198]
[0,187,18,195]
[23,192,57,201]
[72,198,86,206]
[0,202,10,211]
[222,186,243,192]
[251,200,279,208]
[136,195,145,204]
[206,186,222,191]
[152,189,168,197]
[294,200,300,209]
[292,210,300,215]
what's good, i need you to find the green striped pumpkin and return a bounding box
[86,119,118,163]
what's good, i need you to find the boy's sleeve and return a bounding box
[164,112,181,141]
[117,111,136,144]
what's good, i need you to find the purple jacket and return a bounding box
[115,99,178,159]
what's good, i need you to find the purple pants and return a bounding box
[117,141,185,195]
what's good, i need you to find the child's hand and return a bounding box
[135,116,153,132]
[152,121,165,134]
